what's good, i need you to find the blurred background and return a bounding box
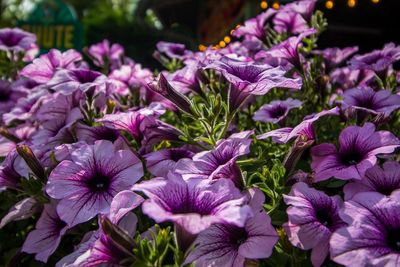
[0,0,399,67]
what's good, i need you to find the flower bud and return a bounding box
[16,144,46,182]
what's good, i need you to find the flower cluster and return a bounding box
[0,1,399,266]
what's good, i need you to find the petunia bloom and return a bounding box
[255,28,317,69]
[341,86,400,117]
[257,107,340,143]
[144,148,194,177]
[273,11,309,35]
[330,192,400,266]
[283,182,345,267]
[156,41,191,60]
[314,46,358,71]
[344,161,400,200]
[20,49,82,84]
[311,123,400,181]
[46,140,143,226]
[0,28,36,52]
[88,39,125,70]
[205,57,302,95]
[232,9,276,40]
[350,42,400,76]
[253,98,302,124]
[22,202,69,262]
[47,69,107,95]
[185,188,278,267]
[175,131,253,189]
[133,172,252,235]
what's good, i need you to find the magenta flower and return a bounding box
[314,46,358,71]
[350,43,400,75]
[253,98,302,124]
[20,49,82,84]
[257,107,340,143]
[342,86,400,117]
[109,64,153,94]
[88,39,124,68]
[283,182,345,267]
[77,190,143,266]
[344,161,400,200]
[46,140,144,226]
[144,148,194,177]
[280,0,316,21]
[0,28,36,52]
[133,172,252,235]
[206,57,302,95]
[0,149,27,191]
[330,192,400,266]
[233,9,276,40]
[0,197,38,228]
[311,123,400,182]
[273,11,309,35]
[22,202,69,262]
[185,189,278,267]
[47,69,107,95]
[156,41,191,60]
[255,28,317,69]
[175,131,253,188]
[98,106,183,153]
[0,79,26,115]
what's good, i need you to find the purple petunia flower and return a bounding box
[233,9,276,40]
[341,86,400,117]
[283,182,345,267]
[98,105,183,153]
[206,57,302,95]
[144,148,194,177]
[47,69,107,95]
[185,188,278,267]
[46,140,143,226]
[175,131,253,189]
[253,98,302,124]
[311,123,400,182]
[88,39,124,69]
[280,0,316,21]
[330,192,400,266]
[314,46,358,71]
[0,28,36,52]
[20,49,82,84]
[156,41,191,60]
[22,202,69,262]
[0,79,27,116]
[0,149,28,191]
[133,172,252,235]
[257,107,340,143]
[273,11,309,35]
[350,43,400,76]
[255,28,317,69]
[0,197,39,228]
[344,161,400,200]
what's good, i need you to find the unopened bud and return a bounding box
[0,127,21,143]
[283,136,314,176]
[16,145,46,182]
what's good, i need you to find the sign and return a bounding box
[18,0,84,53]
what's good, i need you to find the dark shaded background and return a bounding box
[1,0,400,67]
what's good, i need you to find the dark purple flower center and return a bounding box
[87,172,111,192]
[1,33,24,46]
[387,228,400,252]
[339,147,365,166]
[353,95,375,110]
[230,66,261,83]
[170,46,185,56]
[94,127,120,142]
[0,90,10,102]
[169,149,192,162]
[315,207,333,227]
[73,70,101,83]
[268,105,287,119]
